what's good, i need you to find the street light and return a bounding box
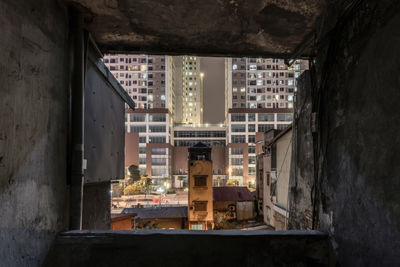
[228,167,232,180]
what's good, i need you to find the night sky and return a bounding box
[200,57,225,124]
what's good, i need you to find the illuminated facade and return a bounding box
[188,143,214,230]
[104,55,175,185]
[225,58,307,186]
[182,56,203,124]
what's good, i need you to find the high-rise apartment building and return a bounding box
[181,56,203,124]
[225,58,307,186]
[105,54,306,189]
[104,54,176,112]
[104,54,176,185]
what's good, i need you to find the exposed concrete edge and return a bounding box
[46,229,336,266]
[60,229,328,237]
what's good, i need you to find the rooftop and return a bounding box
[174,123,226,129]
[213,187,255,202]
[267,124,293,146]
[121,206,188,219]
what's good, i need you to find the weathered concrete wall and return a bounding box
[0,0,69,266]
[69,0,326,58]
[291,1,400,265]
[188,160,214,227]
[44,230,335,267]
[275,130,292,210]
[288,71,314,230]
[82,182,111,230]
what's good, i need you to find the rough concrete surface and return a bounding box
[292,0,400,265]
[288,71,314,230]
[1,0,400,266]
[69,0,326,57]
[0,0,69,266]
[44,230,335,267]
[82,182,111,230]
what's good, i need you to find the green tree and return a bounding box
[127,165,141,185]
[248,180,256,189]
[226,179,239,186]
[124,183,141,195]
[214,214,236,230]
[141,177,152,197]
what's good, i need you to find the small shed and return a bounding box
[111,213,137,230]
[213,187,256,221]
[121,206,188,229]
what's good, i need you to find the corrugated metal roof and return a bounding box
[213,187,255,202]
[121,206,188,219]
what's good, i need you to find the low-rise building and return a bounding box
[259,125,292,230]
[213,186,255,221]
[188,143,214,230]
[111,214,137,230]
[121,206,188,229]
[255,129,281,216]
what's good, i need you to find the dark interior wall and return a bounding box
[44,230,335,267]
[82,182,111,230]
[0,0,69,266]
[311,1,400,265]
[288,71,314,230]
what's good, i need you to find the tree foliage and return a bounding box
[123,177,152,196]
[214,214,237,230]
[123,183,142,195]
[127,165,141,185]
[226,179,239,186]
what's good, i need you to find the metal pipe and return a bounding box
[69,8,85,230]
